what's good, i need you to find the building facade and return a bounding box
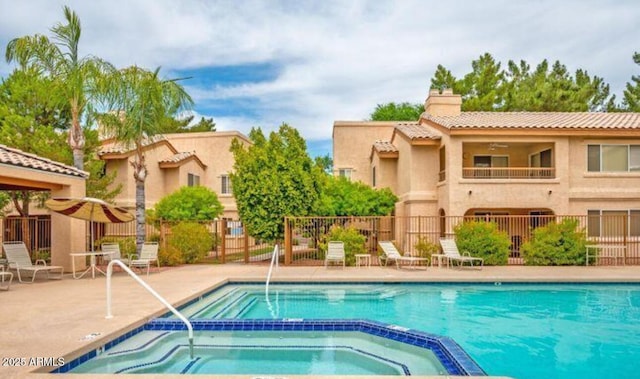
[100,131,251,219]
[334,89,640,231]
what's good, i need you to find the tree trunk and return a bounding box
[68,106,85,170]
[135,179,145,254]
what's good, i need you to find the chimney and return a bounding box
[424,88,462,117]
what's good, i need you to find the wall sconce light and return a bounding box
[468,190,473,195]
[548,190,553,195]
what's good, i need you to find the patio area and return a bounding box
[2,263,640,379]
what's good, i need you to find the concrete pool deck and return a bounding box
[2,263,640,379]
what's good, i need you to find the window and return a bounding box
[530,149,552,168]
[587,209,640,237]
[221,175,232,194]
[439,146,446,181]
[587,144,640,172]
[187,173,200,187]
[338,168,352,180]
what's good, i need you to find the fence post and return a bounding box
[244,230,249,263]
[284,217,291,265]
[221,221,227,264]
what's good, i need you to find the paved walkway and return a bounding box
[2,263,640,379]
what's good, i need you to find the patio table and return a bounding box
[70,251,114,279]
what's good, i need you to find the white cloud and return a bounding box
[1,0,638,149]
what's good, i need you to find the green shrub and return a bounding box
[454,221,510,265]
[521,218,587,265]
[414,237,440,259]
[319,225,366,266]
[168,222,213,263]
[159,244,184,266]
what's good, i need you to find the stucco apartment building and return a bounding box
[333,89,640,242]
[100,131,251,219]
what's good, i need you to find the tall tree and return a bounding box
[458,53,505,111]
[96,66,193,250]
[622,52,640,111]
[370,102,423,121]
[5,6,113,170]
[230,124,322,242]
[430,64,458,93]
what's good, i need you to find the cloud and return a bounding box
[1,0,638,156]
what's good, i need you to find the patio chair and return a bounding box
[2,241,64,283]
[0,266,13,290]
[439,239,484,269]
[101,243,131,266]
[129,242,160,276]
[378,241,429,269]
[325,241,345,268]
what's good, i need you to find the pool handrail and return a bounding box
[105,259,194,359]
[265,245,279,318]
[265,244,279,296]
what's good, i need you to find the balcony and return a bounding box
[462,167,555,179]
[462,142,555,180]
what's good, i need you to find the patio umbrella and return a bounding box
[45,197,134,251]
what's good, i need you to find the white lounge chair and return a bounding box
[2,241,64,283]
[439,239,484,269]
[325,241,346,268]
[0,266,13,290]
[378,241,429,269]
[101,242,131,266]
[129,242,160,276]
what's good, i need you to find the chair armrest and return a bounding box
[462,251,471,257]
[35,259,48,266]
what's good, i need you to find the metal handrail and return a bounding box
[105,260,194,359]
[265,245,279,318]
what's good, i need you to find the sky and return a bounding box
[0,0,639,158]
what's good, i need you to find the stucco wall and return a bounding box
[333,122,395,184]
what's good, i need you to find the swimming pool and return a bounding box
[174,282,640,379]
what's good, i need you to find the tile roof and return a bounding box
[423,112,640,130]
[0,144,88,178]
[159,151,196,164]
[99,135,167,155]
[372,140,398,153]
[394,122,441,140]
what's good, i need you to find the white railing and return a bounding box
[265,245,279,318]
[105,260,194,359]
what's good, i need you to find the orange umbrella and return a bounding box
[45,197,134,251]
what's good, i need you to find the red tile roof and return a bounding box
[395,122,442,140]
[423,112,640,130]
[0,144,88,178]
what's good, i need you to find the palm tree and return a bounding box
[97,66,193,250]
[5,6,113,170]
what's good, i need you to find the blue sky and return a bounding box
[1,0,639,158]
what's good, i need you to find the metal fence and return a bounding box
[283,215,640,266]
[2,214,638,266]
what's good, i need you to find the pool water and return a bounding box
[70,330,447,375]
[177,283,640,379]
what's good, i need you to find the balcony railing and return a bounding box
[462,167,555,179]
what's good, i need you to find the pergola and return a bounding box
[0,144,87,271]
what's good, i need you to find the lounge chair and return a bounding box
[129,242,160,276]
[439,239,484,269]
[0,266,13,290]
[325,241,346,268]
[101,243,131,266]
[378,241,429,269]
[2,241,64,283]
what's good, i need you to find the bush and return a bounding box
[159,244,184,266]
[168,222,213,263]
[454,221,510,265]
[521,218,587,265]
[319,225,366,266]
[153,186,223,221]
[414,237,440,259]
